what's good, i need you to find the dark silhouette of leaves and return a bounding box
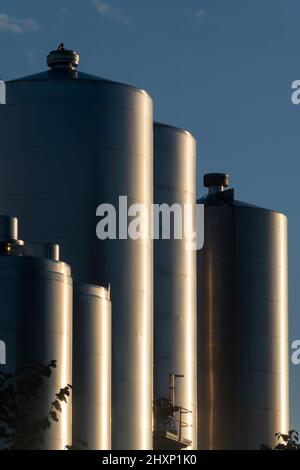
[52,400,62,413]
[50,411,58,423]
[66,438,88,450]
[261,430,300,450]
[0,361,72,450]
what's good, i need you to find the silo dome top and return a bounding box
[198,172,284,214]
[6,44,151,99]
[47,43,80,70]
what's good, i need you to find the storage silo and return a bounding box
[197,173,289,450]
[153,123,197,449]
[0,216,72,449]
[0,46,153,449]
[73,284,111,450]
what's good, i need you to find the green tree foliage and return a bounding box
[0,361,72,450]
[260,430,300,450]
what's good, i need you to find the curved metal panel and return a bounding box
[0,255,72,450]
[73,284,111,450]
[197,191,289,450]
[154,123,197,449]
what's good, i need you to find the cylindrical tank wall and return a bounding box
[0,80,5,104]
[197,187,289,449]
[153,123,197,448]
[0,57,153,450]
[73,284,111,450]
[0,252,72,449]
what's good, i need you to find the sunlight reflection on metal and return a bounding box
[197,175,289,449]
[154,124,197,449]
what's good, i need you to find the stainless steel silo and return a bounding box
[153,123,197,450]
[0,217,72,449]
[197,173,289,450]
[73,283,111,450]
[0,46,153,449]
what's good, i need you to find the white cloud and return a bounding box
[60,7,70,15]
[186,8,206,21]
[0,13,39,33]
[92,0,130,25]
[26,49,38,64]
[59,7,70,25]
[195,9,205,20]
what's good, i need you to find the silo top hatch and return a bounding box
[6,44,151,99]
[47,43,79,70]
[198,172,286,217]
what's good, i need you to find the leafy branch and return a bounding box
[0,361,72,450]
[260,430,300,450]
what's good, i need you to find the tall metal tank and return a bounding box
[153,123,197,449]
[197,173,289,450]
[73,283,111,450]
[0,46,153,449]
[0,216,72,449]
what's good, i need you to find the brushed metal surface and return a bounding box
[0,59,153,450]
[0,254,72,450]
[25,243,60,261]
[154,123,197,449]
[73,284,111,450]
[197,193,289,450]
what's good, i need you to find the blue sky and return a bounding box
[0,0,299,433]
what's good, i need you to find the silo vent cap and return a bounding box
[0,216,24,252]
[204,173,229,189]
[47,43,80,70]
[25,243,60,261]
